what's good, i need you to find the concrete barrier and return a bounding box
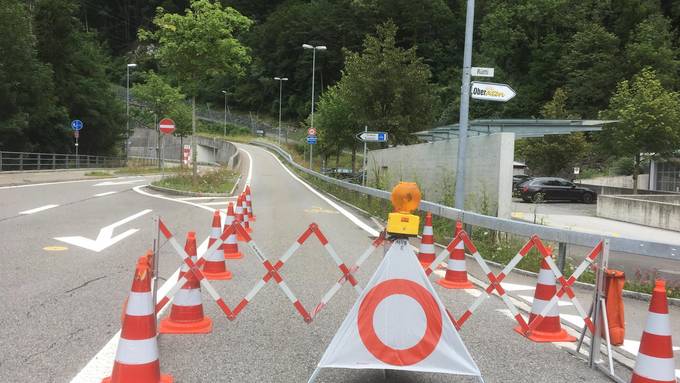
[597,194,680,231]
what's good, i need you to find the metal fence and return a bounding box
[0,151,127,171]
[251,141,680,261]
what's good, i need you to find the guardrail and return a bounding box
[0,151,127,171]
[251,141,680,261]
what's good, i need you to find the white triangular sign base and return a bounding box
[315,239,481,377]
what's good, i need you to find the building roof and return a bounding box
[414,119,618,141]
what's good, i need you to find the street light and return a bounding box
[302,44,326,169]
[221,90,228,138]
[126,63,137,160]
[274,77,288,145]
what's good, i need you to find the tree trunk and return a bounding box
[191,96,198,186]
[632,153,640,194]
[335,146,340,168]
[351,146,357,173]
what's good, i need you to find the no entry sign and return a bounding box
[159,118,175,135]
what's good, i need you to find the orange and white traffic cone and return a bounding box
[202,211,232,280]
[631,279,676,383]
[436,221,474,289]
[223,202,243,259]
[240,192,252,234]
[103,256,172,383]
[245,185,255,221]
[515,257,575,342]
[417,212,436,267]
[159,232,212,334]
[235,194,247,241]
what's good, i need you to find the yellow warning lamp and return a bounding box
[386,182,421,237]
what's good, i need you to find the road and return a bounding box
[0,144,649,382]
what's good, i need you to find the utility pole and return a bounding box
[454,0,475,211]
[274,77,288,146]
[303,44,326,169]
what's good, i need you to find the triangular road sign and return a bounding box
[311,239,481,380]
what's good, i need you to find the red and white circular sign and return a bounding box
[357,278,442,366]
[159,118,176,135]
[308,128,317,136]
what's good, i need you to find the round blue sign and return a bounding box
[71,120,83,131]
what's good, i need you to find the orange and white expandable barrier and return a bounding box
[436,220,474,289]
[245,185,255,221]
[202,211,233,280]
[103,256,172,383]
[514,257,575,342]
[631,279,676,383]
[223,202,243,259]
[159,232,213,334]
[417,212,435,267]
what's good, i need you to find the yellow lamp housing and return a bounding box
[386,182,421,236]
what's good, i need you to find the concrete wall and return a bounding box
[597,194,680,231]
[128,127,238,165]
[366,133,514,218]
[578,174,650,190]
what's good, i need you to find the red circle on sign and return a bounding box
[308,128,316,135]
[159,118,176,135]
[357,279,442,366]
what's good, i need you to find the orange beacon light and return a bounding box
[386,182,421,236]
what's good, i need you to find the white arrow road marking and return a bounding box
[19,204,59,215]
[54,209,152,252]
[93,191,117,197]
[93,180,145,187]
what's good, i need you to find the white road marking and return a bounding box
[498,282,535,292]
[93,191,117,197]
[93,179,145,187]
[19,204,59,215]
[200,201,233,206]
[620,339,680,356]
[258,145,379,237]
[70,237,210,383]
[239,148,253,185]
[177,196,235,201]
[55,209,152,252]
[518,294,574,307]
[0,178,115,190]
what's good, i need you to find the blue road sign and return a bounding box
[377,132,386,142]
[71,120,83,131]
[307,135,317,144]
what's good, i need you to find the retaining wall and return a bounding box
[597,194,680,231]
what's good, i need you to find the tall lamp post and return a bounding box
[302,44,326,169]
[126,63,137,160]
[274,77,288,145]
[221,90,228,137]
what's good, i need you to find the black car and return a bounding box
[519,177,597,203]
[512,175,532,196]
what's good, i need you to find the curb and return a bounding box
[146,184,229,197]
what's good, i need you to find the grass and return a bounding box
[263,145,680,299]
[114,165,183,175]
[84,171,114,177]
[152,167,237,194]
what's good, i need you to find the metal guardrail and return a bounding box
[251,141,680,261]
[0,151,127,171]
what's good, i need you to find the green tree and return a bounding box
[34,0,125,155]
[315,84,356,170]
[327,21,435,145]
[515,89,589,177]
[140,0,252,181]
[624,14,680,88]
[600,68,680,193]
[0,0,66,152]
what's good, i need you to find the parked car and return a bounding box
[519,177,597,203]
[512,175,532,196]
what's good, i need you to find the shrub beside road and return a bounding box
[152,167,238,194]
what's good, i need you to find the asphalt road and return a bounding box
[0,145,630,383]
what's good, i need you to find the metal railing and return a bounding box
[251,141,680,261]
[0,151,127,171]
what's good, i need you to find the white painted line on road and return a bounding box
[93,191,117,197]
[177,196,235,201]
[239,147,253,186]
[93,179,145,187]
[71,237,210,383]
[518,294,573,307]
[201,201,234,206]
[257,146,379,237]
[19,204,59,215]
[55,209,152,252]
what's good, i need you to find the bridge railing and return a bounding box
[0,151,128,171]
[250,141,680,261]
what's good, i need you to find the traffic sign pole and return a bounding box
[362,126,367,186]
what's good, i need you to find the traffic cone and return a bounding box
[417,212,436,267]
[202,211,232,280]
[240,192,252,234]
[245,185,256,221]
[159,232,212,334]
[103,256,172,383]
[436,221,474,289]
[223,202,243,259]
[235,194,247,241]
[515,257,576,342]
[631,279,676,383]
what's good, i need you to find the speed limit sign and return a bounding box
[308,128,317,136]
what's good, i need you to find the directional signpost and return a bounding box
[158,118,175,178]
[471,67,494,77]
[356,128,389,186]
[470,81,516,102]
[71,120,83,168]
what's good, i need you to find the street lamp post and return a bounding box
[126,63,137,161]
[221,90,228,138]
[274,77,288,145]
[302,44,326,169]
